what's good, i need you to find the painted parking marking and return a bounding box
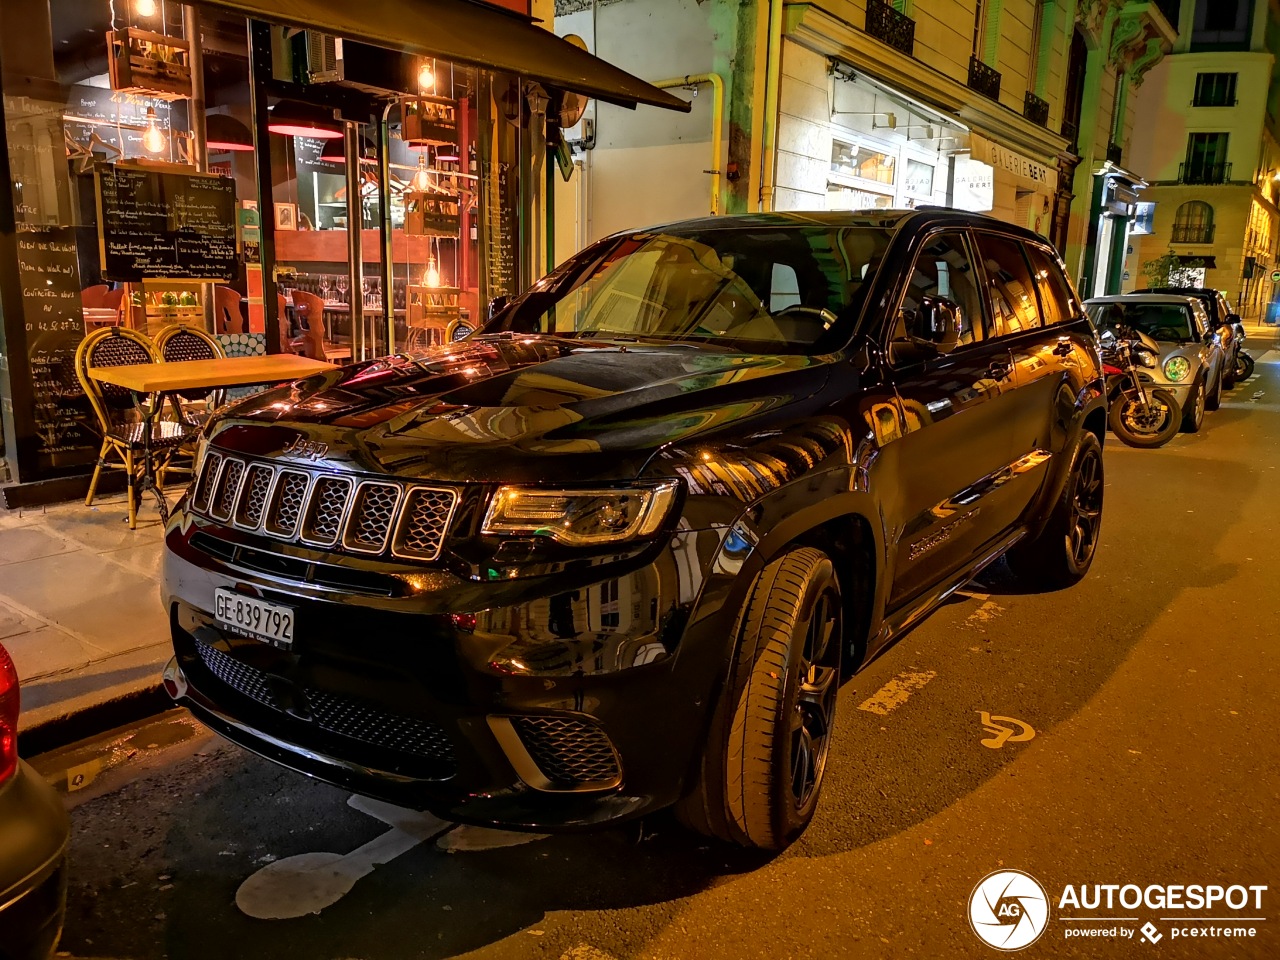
[978,712,1036,749]
[235,795,450,919]
[858,671,937,715]
[965,600,1005,628]
[437,825,549,852]
[1254,350,1280,364]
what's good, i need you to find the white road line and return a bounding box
[1254,349,1280,364]
[437,825,549,852]
[858,671,937,715]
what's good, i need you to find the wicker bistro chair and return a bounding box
[75,327,196,529]
[154,323,226,420]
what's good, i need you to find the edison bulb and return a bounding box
[423,258,440,287]
[418,62,435,91]
[142,107,167,153]
[136,0,158,16]
[411,156,431,192]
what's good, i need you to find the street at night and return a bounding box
[31,335,1280,959]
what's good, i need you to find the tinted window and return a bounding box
[490,226,892,354]
[1087,302,1194,342]
[890,232,986,348]
[1024,244,1077,326]
[975,233,1041,334]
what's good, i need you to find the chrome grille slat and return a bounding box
[392,486,458,561]
[190,448,457,562]
[235,464,275,530]
[343,482,402,553]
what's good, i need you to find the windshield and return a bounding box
[1087,302,1193,342]
[485,226,894,354]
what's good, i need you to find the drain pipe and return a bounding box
[654,74,724,216]
[758,0,784,211]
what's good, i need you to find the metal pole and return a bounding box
[377,101,395,355]
[247,19,280,353]
[182,3,215,333]
[344,120,364,361]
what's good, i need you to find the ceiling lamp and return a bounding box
[422,255,440,288]
[134,0,158,17]
[205,113,254,152]
[142,106,167,153]
[418,60,436,92]
[268,100,342,139]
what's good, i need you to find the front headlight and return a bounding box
[482,481,679,545]
[1134,349,1159,369]
[1163,356,1191,382]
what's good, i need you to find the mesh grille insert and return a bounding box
[192,452,223,514]
[511,716,621,788]
[343,483,401,553]
[301,476,351,545]
[265,470,309,537]
[211,458,245,521]
[236,464,275,529]
[392,487,457,561]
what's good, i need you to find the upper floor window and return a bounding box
[1193,73,1237,106]
[1191,0,1252,49]
[1182,133,1230,183]
[1172,201,1215,244]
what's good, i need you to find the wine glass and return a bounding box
[336,274,348,304]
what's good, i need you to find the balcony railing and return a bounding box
[968,56,1002,100]
[865,0,915,57]
[1171,224,1216,244]
[1179,162,1232,184]
[1061,119,1079,152]
[1023,90,1049,127]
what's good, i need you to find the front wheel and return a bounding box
[1182,376,1207,432]
[1109,387,1181,448]
[676,548,843,851]
[1235,351,1255,382]
[1007,431,1104,590]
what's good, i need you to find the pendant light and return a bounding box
[423,255,440,288]
[142,106,167,153]
[205,114,254,152]
[268,100,342,139]
[418,60,436,92]
[135,0,157,17]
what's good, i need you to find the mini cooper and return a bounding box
[163,211,1106,850]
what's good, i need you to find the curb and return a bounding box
[17,681,173,759]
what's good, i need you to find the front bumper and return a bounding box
[162,516,741,831]
[0,762,70,960]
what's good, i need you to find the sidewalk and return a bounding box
[0,488,172,751]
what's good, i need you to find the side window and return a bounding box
[769,262,802,312]
[974,233,1042,334]
[1024,244,1078,326]
[890,232,986,348]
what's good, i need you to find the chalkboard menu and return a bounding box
[16,225,97,469]
[95,164,237,281]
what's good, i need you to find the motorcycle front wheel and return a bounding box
[1235,351,1255,382]
[1109,387,1181,448]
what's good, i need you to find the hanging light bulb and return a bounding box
[411,153,432,192]
[423,255,440,288]
[142,106,167,153]
[135,0,158,17]
[418,60,436,92]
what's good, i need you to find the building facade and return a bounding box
[1126,0,1280,319]
[552,0,1177,298]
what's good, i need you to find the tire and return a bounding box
[1236,351,1255,382]
[676,547,843,851]
[1108,387,1181,448]
[1007,431,1103,590]
[1182,376,1206,433]
[1205,369,1222,411]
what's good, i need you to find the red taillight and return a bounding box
[1102,364,1124,376]
[0,642,19,784]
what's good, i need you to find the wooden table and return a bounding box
[87,354,338,524]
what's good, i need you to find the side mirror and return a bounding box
[1226,313,1242,326]
[487,295,510,321]
[919,295,962,354]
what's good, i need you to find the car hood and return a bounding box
[209,335,832,483]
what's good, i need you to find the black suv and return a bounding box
[163,211,1105,850]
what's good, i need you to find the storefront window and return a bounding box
[830,138,896,185]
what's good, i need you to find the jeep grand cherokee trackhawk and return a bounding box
[163,211,1105,850]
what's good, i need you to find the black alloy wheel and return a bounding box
[1182,376,1206,432]
[1109,388,1180,448]
[1235,351,1255,382]
[1008,431,1105,590]
[676,547,843,851]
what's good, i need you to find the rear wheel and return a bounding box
[1182,376,1206,432]
[1205,369,1223,411]
[676,547,842,851]
[1007,431,1103,590]
[1235,351,1255,382]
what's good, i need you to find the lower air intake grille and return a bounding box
[510,716,621,788]
[195,640,278,710]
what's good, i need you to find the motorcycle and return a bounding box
[1100,325,1182,448]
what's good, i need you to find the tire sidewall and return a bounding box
[1060,432,1103,579]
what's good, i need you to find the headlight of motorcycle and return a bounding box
[1163,356,1191,382]
[1133,349,1158,368]
[483,481,679,545]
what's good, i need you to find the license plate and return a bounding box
[214,588,295,649]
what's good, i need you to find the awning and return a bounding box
[196,0,691,113]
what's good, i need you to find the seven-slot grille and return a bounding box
[192,450,456,561]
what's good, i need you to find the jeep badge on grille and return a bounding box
[282,436,329,460]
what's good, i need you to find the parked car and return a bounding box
[162,210,1106,850]
[1139,285,1241,387]
[0,643,70,960]
[1085,293,1226,433]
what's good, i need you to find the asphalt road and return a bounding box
[34,332,1280,960]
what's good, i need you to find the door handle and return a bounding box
[1053,338,1073,358]
[987,359,1010,380]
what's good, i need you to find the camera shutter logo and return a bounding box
[969,870,1050,951]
